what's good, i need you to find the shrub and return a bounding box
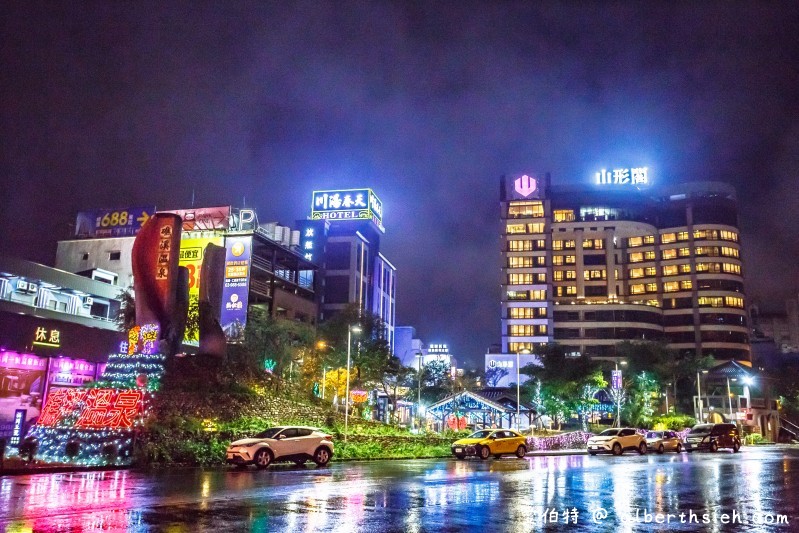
[650,414,696,431]
[65,440,81,459]
[19,437,38,464]
[102,443,118,463]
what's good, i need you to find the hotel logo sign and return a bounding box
[311,188,384,232]
[514,175,537,197]
[596,167,649,187]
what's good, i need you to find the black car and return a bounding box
[684,423,741,453]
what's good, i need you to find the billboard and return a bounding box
[311,189,384,232]
[220,236,252,342]
[75,206,155,238]
[179,235,225,343]
[163,206,231,231]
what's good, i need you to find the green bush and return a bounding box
[744,433,772,445]
[650,414,696,431]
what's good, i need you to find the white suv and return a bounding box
[587,428,647,456]
[226,426,335,469]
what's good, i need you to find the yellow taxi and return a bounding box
[451,429,528,460]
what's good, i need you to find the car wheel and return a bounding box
[612,443,623,456]
[313,446,332,466]
[687,449,693,453]
[455,454,465,460]
[515,445,527,459]
[658,444,664,454]
[589,452,597,456]
[733,440,740,453]
[676,443,682,453]
[710,440,719,453]
[294,460,306,466]
[479,446,490,460]
[254,449,273,469]
[638,442,647,455]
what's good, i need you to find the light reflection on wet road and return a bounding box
[0,447,797,532]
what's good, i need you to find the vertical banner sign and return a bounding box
[179,236,224,343]
[221,236,252,342]
[10,409,27,445]
[611,370,622,390]
[131,213,182,331]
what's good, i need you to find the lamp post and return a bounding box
[696,370,708,422]
[317,341,327,400]
[727,377,736,423]
[416,351,423,431]
[612,359,627,428]
[344,325,362,443]
[516,349,531,431]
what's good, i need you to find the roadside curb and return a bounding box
[0,464,128,477]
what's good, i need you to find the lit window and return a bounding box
[680,280,692,290]
[508,201,544,218]
[661,233,676,244]
[553,210,575,222]
[662,249,677,260]
[506,224,526,234]
[679,264,691,273]
[630,284,645,295]
[721,246,739,258]
[529,223,545,233]
[645,267,657,276]
[553,240,564,251]
[678,247,691,257]
[644,251,656,260]
[628,236,643,248]
[643,235,655,244]
[553,256,564,265]
[629,252,644,263]
[535,273,546,283]
[646,283,658,293]
[536,256,546,266]
[722,263,741,274]
[662,265,678,276]
[565,270,577,280]
[531,289,547,301]
[677,231,689,241]
[629,268,644,279]
[720,230,738,242]
[554,271,564,281]
[565,286,577,295]
[565,240,576,249]
[565,255,576,264]
[663,281,680,292]
[583,239,594,249]
[725,296,744,308]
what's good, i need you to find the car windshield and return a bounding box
[689,424,713,434]
[646,431,662,439]
[468,430,494,439]
[255,428,284,439]
[599,429,619,436]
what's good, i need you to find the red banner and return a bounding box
[38,388,144,430]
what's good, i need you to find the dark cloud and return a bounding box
[2,2,798,365]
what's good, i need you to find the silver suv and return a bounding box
[226,426,335,469]
[587,428,647,456]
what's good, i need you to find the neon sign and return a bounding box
[37,388,144,430]
[311,189,384,232]
[596,167,649,186]
[33,327,61,348]
[514,175,537,197]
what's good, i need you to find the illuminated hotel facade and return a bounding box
[500,174,749,362]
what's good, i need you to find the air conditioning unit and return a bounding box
[17,280,27,291]
[82,296,94,307]
[25,283,37,293]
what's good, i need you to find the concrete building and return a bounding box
[498,173,749,363]
[750,298,799,354]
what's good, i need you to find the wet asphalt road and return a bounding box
[0,447,797,532]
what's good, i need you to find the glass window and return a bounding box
[646,283,658,293]
[628,236,643,248]
[553,256,564,265]
[663,282,680,292]
[661,233,676,244]
[643,235,655,244]
[680,280,692,290]
[536,256,546,266]
[645,267,657,276]
[721,246,739,258]
[679,264,691,274]
[565,286,577,295]
[553,210,575,222]
[565,270,577,280]
[645,251,656,260]
[662,265,678,276]
[536,273,546,282]
[629,268,644,279]
[554,270,564,281]
[553,240,564,251]
[565,240,576,249]
[565,255,576,264]
[662,249,677,260]
[678,247,691,257]
[722,263,741,274]
[677,231,689,241]
[630,284,645,294]
[508,201,544,218]
[629,252,643,263]
[720,230,738,242]
[506,224,526,234]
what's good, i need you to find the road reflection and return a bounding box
[0,449,796,531]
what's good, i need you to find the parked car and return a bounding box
[684,423,741,453]
[451,429,528,460]
[645,430,682,453]
[587,428,647,456]
[226,426,334,469]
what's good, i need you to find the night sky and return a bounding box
[2,2,798,367]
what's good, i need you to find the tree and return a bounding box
[485,366,509,387]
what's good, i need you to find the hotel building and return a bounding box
[500,174,749,362]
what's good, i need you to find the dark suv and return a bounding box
[684,423,741,453]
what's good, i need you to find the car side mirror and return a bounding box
[490,435,497,439]
[277,435,285,440]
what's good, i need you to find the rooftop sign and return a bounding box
[595,167,649,187]
[311,189,384,232]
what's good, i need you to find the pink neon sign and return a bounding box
[514,175,537,197]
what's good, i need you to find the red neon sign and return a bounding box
[38,388,144,429]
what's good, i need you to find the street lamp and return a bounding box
[416,350,423,431]
[728,377,736,423]
[344,325,362,443]
[612,359,627,428]
[516,349,531,431]
[317,341,327,400]
[697,370,708,422]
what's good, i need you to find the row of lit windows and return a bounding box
[629,263,741,277]
[554,270,576,281]
[553,255,577,265]
[508,239,547,251]
[508,256,546,268]
[696,262,742,274]
[507,307,548,319]
[506,223,546,234]
[508,201,544,218]
[507,290,547,301]
[628,230,739,248]
[629,246,739,262]
[509,324,548,336]
[698,296,745,309]
[508,273,547,284]
[553,238,605,250]
[553,269,607,281]
[553,210,576,222]
[630,280,692,293]
[555,286,578,296]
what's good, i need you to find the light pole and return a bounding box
[416,351,423,431]
[612,359,627,428]
[317,341,327,400]
[727,377,736,423]
[344,325,362,443]
[516,349,531,431]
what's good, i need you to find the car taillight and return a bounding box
[323,434,333,440]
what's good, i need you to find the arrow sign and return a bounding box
[137,211,150,225]
[514,175,537,197]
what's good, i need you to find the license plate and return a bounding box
[455,448,463,453]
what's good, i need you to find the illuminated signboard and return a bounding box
[75,207,155,238]
[311,189,384,232]
[37,388,144,429]
[298,219,326,263]
[221,236,252,342]
[180,236,225,343]
[10,409,26,445]
[611,370,623,390]
[514,175,537,197]
[33,327,61,348]
[595,167,649,187]
[162,206,231,231]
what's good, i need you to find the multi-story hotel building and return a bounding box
[500,174,749,362]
